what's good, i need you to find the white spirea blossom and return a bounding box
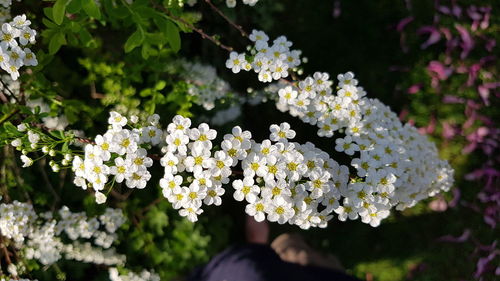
[226,30,302,83]
[52,89,450,228]
[1,279,37,281]
[109,268,160,281]
[271,71,454,226]
[0,201,126,272]
[72,111,157,202]
[157,113,350,228]
[224,0,259,8]
[0,11,38,80]
[179,60,240,110]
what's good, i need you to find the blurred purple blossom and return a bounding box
[418,26,442,49]
[455,24,474,58]
[437,229,471,243]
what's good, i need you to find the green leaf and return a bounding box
[3,122,17,135]
[78,27,95,47]
[124,27,145,53]
[66,0,82,14]
[49,130,65,140]
[82,0,101,20]
[49,31,66,54]
[155,81,166,90]
[53,0,72,25]
[166,20,181,52]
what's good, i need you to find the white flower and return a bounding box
[141,125,162,145]
[183,143,212,174]
[19,27,36,46]
[189,123,216,148]
[160,174,183,197]
[20,154,33,167]
[147,114,160,126]
[225,0,236,8]
[204,185,225,206]
[242,152,267,178]
[337,71,358,87]
[334,135,359,155]
[12,14,31,28]
[10,138,21,147]
[278,86,298,105]
[95,134,112,161]
[245,198,267,222]
[258,70,272,82]
[108,111,127,129]
[160,152,180,175]
[17,123,27,131]
[210,151,233,178]
[95,192,107,204]
[166,131,189,155]
[167,115,191,134]
[125,167,151,189]
[126,148,153,170]
[0,23,19,49]
[110,157,128,183]
[225,52,246,73]
[232,177,260,203]
[269,122,295,142]
[249,30,269,42]
[27,130,39,144]
[266,196,294,224]
[179,206,203,222]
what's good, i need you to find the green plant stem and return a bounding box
[0,108,20,126]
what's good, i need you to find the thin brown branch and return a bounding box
[37,158,61,209]
[0,235,12,265]
[151,1,234,52]
[109,189,133,201]
[90,82,104,99]
[137,197,162,218]
[204,0,249,38]
[0,90,8,103]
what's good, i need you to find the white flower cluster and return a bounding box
[158,115,350,228]
[0,0,20,23]
[226,0,259,8]
[159,115,225,222]
[235,127,350,229]
[0,200,36,243]
[226,30,302,83]
[109,268,160,281]
[72,112,162,203]
[62,242,125,266]
[0,277,37,281]
[271,71,454,226]
[0,14,37,80]
[26,98,69,130]
[0,201,126,270]
[180,60,237,110]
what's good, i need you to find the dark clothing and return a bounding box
[189,244,361,281]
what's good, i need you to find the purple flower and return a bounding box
[478,82,500,106]
[418,26,442,49]
[437,229,471,243]
[397,16,414,32]
[407,83,422,94]
[455,24,475,59]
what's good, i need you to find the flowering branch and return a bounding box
[151,1,234,52]
[204,0,249,38]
